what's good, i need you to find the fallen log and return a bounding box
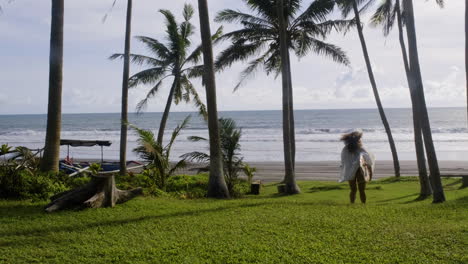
[45,174,142,213]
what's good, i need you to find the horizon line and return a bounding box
[0,106,465,116]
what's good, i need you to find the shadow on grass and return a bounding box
[0,201,270,241]
[0,203,45,219]
[308,185,344,193]
[375,193,419,204]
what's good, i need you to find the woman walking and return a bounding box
[339,131,375,204]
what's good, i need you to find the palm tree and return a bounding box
[277,0,299,193]
[118,0,132,178]
[111,4,213,147]
[197,0,230,198]
[215,0,350,194]
[40,0,64,172]
[403,0,445,203]
[336,0,400,178]
[370,0,432,197]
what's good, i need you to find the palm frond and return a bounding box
[180,151,210,163]
[128,67,167,88]
[168,159,187,177]
[135,36,171,60]
[215,9,272,26]
[109,53,166,67]
[215,40,265,71]
[370,0,396,36]
[186,26,223,65]
[136,78,165,113]
[187,136,207,142]
[234,50,271,91]
[308,39,350,66]
[165,115,191,157]
[181,75,208,119]
[293,0,335,25]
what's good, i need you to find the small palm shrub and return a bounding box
[182,118,252,196]
[131,116,190,191]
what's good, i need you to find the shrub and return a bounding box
[0,169,70,201]
[166,174,209,199]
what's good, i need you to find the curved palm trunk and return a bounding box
[352,1,400,177]
[119,0,132,177]
[197,0,230,198]
[41,0,64,172]
[403,0,445,203]
[395,0,431,197]
[156,80,177,145]
[278,0,300,194]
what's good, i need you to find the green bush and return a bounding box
[0,169,70,201]
[166,174,209,199]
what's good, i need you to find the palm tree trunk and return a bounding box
[119,0,132,177]
[41,0,64,172]
[156,80,177,145]
[464,0,468,189]
[197,0,230,198]
[352,1,400,177]
[278,0,299,194]
[403,0,445,203]
[396,0,431,198]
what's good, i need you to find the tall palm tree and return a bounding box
[370,0,432,197]
[403,0,445,203]
[277,0,299,193]
[118,0,132,177]
[197,0,230,198]
[215,0,350,194]
[41,0,64,172]
[336,0,400,178]
[111,4,214,146]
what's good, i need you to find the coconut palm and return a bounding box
[118,0,132,177]
[215,0,351,194]
[336,0,400,178]
[40,0,64,172]
[197,0,230,198]
[110,4,217,146]
[403,0,445,203]
[370,0,438,197]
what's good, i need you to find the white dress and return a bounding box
[339,147,375,183]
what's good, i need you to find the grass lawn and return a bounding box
[0,177,467,264]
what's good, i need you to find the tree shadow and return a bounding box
[307,185,344,193]
[0,202,45,219]
[0,201,269,240]
[375,193,419,204]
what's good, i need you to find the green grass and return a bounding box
[0,177,467,264]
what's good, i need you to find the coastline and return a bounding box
[80,159,468,182]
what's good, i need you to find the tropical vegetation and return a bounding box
[131,116,190,190]
[110,4,215,146]
[182,118,247,195]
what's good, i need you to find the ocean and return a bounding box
[0,108,467,162]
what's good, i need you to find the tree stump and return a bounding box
[45,174,142,213]
[250,181,261,195]
[462,176,468,189]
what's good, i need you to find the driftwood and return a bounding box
[45,174,142,213]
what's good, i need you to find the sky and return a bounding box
[0,0,465,115]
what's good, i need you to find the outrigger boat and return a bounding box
[59,139,145,176]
